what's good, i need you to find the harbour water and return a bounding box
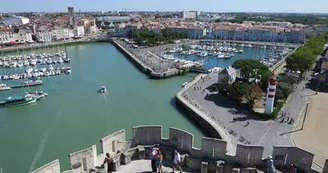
[168,47,270,69]
[0,42,270,173]
[0,43,205,173]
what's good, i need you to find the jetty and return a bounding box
[11,83,42,88]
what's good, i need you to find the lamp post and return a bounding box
[301,102,310,130]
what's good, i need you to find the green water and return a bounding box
[0,43,206,173]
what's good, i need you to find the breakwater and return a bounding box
[110,39,187,79]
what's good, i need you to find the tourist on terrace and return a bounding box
[151,148,158,172]
[156,149,163,173]
[102,153,114,173]
[172,150,183,173]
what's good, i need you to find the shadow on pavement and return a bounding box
[204,93,235,109]
[279,128,302,136]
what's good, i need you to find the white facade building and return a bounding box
[74,26,85,37]
[35,31,53,42]
[181,11,197,19]
[2,16,29,25]
[0,30,17,44]
[51,28,70,40]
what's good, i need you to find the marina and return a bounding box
[160,42,296,70]
[0,43,206,173]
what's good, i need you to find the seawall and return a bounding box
[175,74,235,155]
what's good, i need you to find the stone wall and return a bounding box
[68,145,98,172]
[31,160,60,173]
[272,146,314,173]
[31,126,327,173]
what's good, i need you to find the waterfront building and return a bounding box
[16,29,33,43]
[265,73,277,113]
[73,26,85,37]
[0,28,33,44]
[51,28,71,40]
[2,16,30,25]
[35,31,53,42]
[0,28,17,45]
[218,66,240,85]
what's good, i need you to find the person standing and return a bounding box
[156,149,163,173]
[151,148,158,173]
[291,164,298,173]
[172,150,182,173]
[102,153,114,173]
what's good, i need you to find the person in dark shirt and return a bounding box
[102,153,114,173]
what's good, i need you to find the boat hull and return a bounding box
[5,97,37,107]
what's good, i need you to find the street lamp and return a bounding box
[301,102,310,130]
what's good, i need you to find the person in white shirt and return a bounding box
[172,150,182,173]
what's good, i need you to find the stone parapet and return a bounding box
[30,126,326,173]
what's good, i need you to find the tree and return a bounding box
[232,59,270,78]
[227,82,249,103]
[244,84,263,108]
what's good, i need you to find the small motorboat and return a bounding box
[98,86,107,93]
[27,91,49,100]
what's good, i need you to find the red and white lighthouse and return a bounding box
[265,73,278,113]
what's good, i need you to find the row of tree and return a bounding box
[127,28,188,46]
[286,33,328,77]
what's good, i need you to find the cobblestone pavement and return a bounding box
[182,71,314,157]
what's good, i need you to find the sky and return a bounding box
[0,0,328,13]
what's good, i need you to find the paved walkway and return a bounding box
[181,70,313,157]
[117,160,188,173]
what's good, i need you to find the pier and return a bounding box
[11,83,42,88]
[110,39,188,79]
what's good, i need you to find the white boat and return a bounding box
[48,65,54,71]
[0,83,11,91]
[26,67,33,73]
[41,68,47,72]
[182,82,188,87]
[30,59,37,66]
[27,91,48,100]
[98,86,107,93]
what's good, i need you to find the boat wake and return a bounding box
[28,111,63,172]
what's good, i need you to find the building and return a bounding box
[2,16,29,25]
[78,17,98,34]
[168,26,206,39]
[181,11,197,19]
[73,26,85,37]
[68,7,75,26]
[0,28,17,44]
[218,66,241,85]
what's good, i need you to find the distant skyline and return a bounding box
[1,0,328,13]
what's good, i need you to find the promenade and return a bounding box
[177,70,317,167]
